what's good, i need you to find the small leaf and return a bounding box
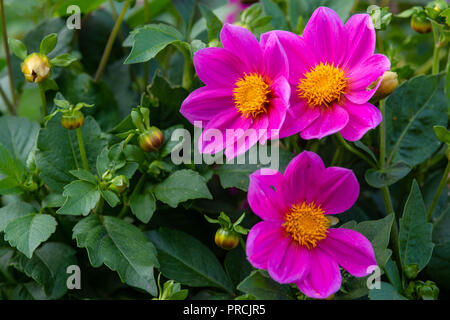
[365,162,411,188]
[0,201,36,232]
[50,53,77,67]
[433,125,450,144]
[8,38,27,60]
[100,189,120,208]
[57,180,101,216]
[69,169,98,184]
[199,4,222,42]
[130,191,156,223]
[237,270,294,300]
[40,33,58,55]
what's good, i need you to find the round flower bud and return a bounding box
[215,228,240,250]
[373,71,399,100]
[411,12,432,34]
[138,127,164,152]
[21,53,51,83]
[109,175,130,194]
[61,111,85,130]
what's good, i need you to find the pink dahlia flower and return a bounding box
[246,151,376,299]
[261,7,390,141]
[180,24,290,159]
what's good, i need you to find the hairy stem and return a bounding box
[426,160,450,222]
[0,0,16,110]
[76,127,89,171]
[94,0,131,82]
[38,83,47,119]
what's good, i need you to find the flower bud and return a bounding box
[411,12,432,34]
[109,175,130,194]
[138,127,164,152]
[61,110,85,130]
[404,264,420,280]
[416,280,439,300]
[21,53,51,83]
[373,71,399,100]
[215,228,240,250]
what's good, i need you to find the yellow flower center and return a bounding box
[297,62,347,108]
[283,202,330,249]
[233,73,271,119]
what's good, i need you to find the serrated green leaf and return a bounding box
[100,188,120,208]
[0,144,27,195]
[57,180,100,216]
[69,169,98,184]
[130,191,156,224]
[73,215,159,295]
[0,201,36,232]
[4,214,57,258]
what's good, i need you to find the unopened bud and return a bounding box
[411,12,432,34]
[109,175,129,194]
[21,53,51,83]
[138,127,164,152]
[373,71,399,100]
[61,110,85,130]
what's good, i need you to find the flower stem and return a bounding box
[432,23,441,74]
[0,85,14,115]
[76,127,89,171]
[426,160,450,222]
[38,83,47,119]
[379,99,387,168]
[0,0,17,110]
[336,133,377,168]
[94,0,131,82]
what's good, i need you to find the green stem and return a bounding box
[94,0,132,82]
[76,127,89,171]
[330,145,342,166]
[432,24,441,74]
[381,186,401,266]
[336,134,377,168]
[426,160,450,222]
[379,99,387,168]
[38,83,47,119]
[0,0,17,110]
[143,0,150,87]
[118,194,128,218]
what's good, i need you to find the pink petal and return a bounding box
[224,125,261,160]
[346,54,391,104]
[265,76,290,138]
[300,105,349,140]
[279,100,320,139]
[319,228,377,277]
[342,14,376,70]
[296,248,341,299]
[315,166,359,214]
[246,221,285,270]
[340,101,382,141]
[262,33,289,81]
[248,168,287,221]
[180,87,234,124]
[268,238,310,284]
[283,151,325,207]
[302,7,346,66]
[194,47,245,87]
[220,24,263,73]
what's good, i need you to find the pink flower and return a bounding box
[180,24,290,159]
[261,7,390,141]
[246,151,376,299]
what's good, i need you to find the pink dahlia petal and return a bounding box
[279,100,320,139]
[346,54,391,104]
[262,33,289,81]
[194,47,245,87]
[300,105,349,140]
[180,87,234,124]
[315,166,359,214]
[268,239,310,284]
[220,24,263,73]
[302,7,346,66]
[246,221,285,270]
[248,168,287,221]
[265,76,290,138]
[320,228,377,277]
[261,30,315,85]
[283,151,325,206]
[224,125,261,159]
[296,248,341,299]
[342,14,376,70]
[340,101,382,141]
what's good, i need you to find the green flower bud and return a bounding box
[373,71,399,100]
[138,127,164,152]
[109,175,130,194]
[411,12,432,33]
[215,228,240,250]
[404,264,420,279]
[21,53,51,83]
[61,110,85,130]
[416,280,439,300]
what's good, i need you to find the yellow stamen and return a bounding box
[297,62,347,108]
[233,73,271,119]
[283,202,329,249]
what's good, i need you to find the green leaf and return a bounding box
[10,242,77,298]
[153,169,212,208]
[4,214,57,258]
[199,4,222,42]
[0,201,36,232]
[0,144,26,195]
[69,169,98,184]
[8,38,27,60]
[224,246,253,288]
[36,114,107,193]
[386,74,447,167]
[40,33,58,55]
[369,282,408,300]
[384,257,402,292]
[433,125,450,144]
[39,78,59,92]
[364,162,411,188]
[50,53,77,67]
[354,140,378,163]
[124,24,183,64]
[0,116,40,165]
[237,270,294,300]
[130,191,156,224]
[57,180,101,216]
[147,228,234,294]
[73,215,159,295]
[399,180,434,272]
[100,189,120,208]
[261,0,288,30]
